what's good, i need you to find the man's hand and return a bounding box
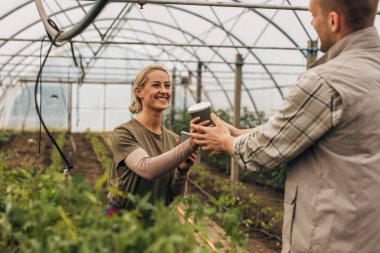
[189,116,210,150]
[190,113,235,154]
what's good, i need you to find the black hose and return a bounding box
[34,32,73,173]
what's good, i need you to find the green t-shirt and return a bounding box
[107,118,179,209]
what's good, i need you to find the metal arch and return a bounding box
[134,7,217,106]
[0,3,95,73]
[34,0,108,45]
[71,3,134,83]
[164,5,230,108]
[5,22,225,108]
[230,0,311,98]
[285,0,313,41]
[1,2,313,111]
[0,0,34,21]
[60,17,234,108]
[177,6,285,98]
[79,19,233,108]
[166,5,283,108]
[2,1,290,111]
[247,8,306,57]
[167,4,311,99]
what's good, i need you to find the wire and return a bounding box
[38,37,48,153]
[70,41,79,67]
[35,31,73,173]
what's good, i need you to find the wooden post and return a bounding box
[307,40,318,69]
[183,71,192,113]
[170,67,177,131]
[103,83,107,132]
[67,82,72,134]
[196,63,203,163]
[196,62,202,103]
[231,53,243,182]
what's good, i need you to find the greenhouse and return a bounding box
[1,1,380,252]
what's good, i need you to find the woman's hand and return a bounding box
[178,150,198,171]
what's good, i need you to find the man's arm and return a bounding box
[192,71,342,172]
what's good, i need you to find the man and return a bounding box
[190,0,380,252]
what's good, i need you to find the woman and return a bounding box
[106,65,200,212]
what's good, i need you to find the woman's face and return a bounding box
[137,70,171,113]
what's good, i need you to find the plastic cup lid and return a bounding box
[188,102,211,113]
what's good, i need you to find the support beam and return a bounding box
[170,67,177,130]
[78,0,380,14]
[0,38,312,51]
[307,40,318,68]
[0,53,306,67]
[79,0,310,11]
[196,62,202,103]
[231,53,243,182]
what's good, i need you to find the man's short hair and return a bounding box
[319,0,379,31]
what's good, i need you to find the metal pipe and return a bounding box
[0,37,313,51]
[76,0,380,14]
[0,53,306,66]
[34,0,108,45]
[79,0,309,11]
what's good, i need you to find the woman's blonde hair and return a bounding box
[129,65,170,114]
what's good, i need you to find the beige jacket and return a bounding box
[282,27,380,253]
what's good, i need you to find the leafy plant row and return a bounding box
[190,165,284,239]
[0,132,246,253]
[84,132,247,251]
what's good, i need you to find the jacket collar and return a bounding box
[310,26,379,68]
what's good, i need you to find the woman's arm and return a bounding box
[124,139,194,180]
[171,151,197,197]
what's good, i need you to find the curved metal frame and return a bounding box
[1,1,314,114]
[34,0,108,45]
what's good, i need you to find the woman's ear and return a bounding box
[135,87,142,98]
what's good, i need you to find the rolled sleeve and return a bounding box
[232,71,342,172]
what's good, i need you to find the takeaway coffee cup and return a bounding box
[188,102,213,126]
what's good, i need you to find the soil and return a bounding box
[0,132,52,170]
[63,133,105,186]
[0,132,105,187]
[1,131,283,253]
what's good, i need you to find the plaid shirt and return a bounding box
[233,71,342,171]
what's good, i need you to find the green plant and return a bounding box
[0,130,13,148]
[84,133,113,191]
[49,132,67,171]
[163,108,192,135]
[0,167,221,253]
[190,164,283,236]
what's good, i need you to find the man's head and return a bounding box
[309,0,379,52]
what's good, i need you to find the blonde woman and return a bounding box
[106,65,201,214]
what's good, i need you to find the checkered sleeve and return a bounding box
[233,71,342,172]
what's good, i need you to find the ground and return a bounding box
[1,131,282,253]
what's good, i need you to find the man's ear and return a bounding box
[329,11,340,32]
